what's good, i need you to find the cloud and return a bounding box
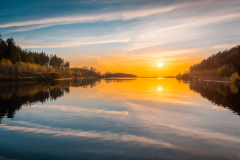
[0,1,213,29]
[4,24,56,33]
[16,12,240,50]
[2,0,240,53]
[20,35,129,48]
[88,49,194,66]
[124,13,240,52]
[213,43,239,49]
[125,49,196,62]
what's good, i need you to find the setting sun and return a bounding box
[158,87,162,91]
[158,63,163,67]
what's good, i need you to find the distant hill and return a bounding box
[162,76,176,78]
[190,44,240,77]
[71,67,101,77]
[72,68,137,78]
[105,72,137,78]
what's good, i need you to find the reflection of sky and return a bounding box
[1,79,240,159]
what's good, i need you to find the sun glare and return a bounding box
[158,87,162,91]
[158,63,163,67]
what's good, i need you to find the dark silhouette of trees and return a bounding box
[72,67,102,77]
[49,54,64,68]
[5,38,21,64]
[190,45,240,75]
[0,34,69,68]
[64,61,70,69]
[39,52,49,66]
[104,72,137,78]
[0,35,7,60]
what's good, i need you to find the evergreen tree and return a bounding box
[190,45,240,74]
[0,34,7,60]
[0,35,68,70]
[6,38,21,63]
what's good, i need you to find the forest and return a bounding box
[190,45,240,76]
[0,34,70,69]
[0,35,79,79]
[72,67,102,78]
[72,68,137,78]
[0,35,136,79]
[177,44,240,81]
[104,72,137,78]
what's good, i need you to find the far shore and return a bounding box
[0,76,137,82]
[54,77,85,80]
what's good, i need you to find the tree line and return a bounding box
[190,45,240,75]
[72,67,137,78]
[72,67,101,77]
[0,34,70,69]
[104,72,137,78]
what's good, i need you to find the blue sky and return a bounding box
[1,0,240,76]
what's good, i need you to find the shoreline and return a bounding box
[54,77,84,80]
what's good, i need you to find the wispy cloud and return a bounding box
[213,43,239,49]
[20,35,129,48]
[0,1,213,29]
[124,13,240,52]
[13,12,240,50]
[4,24,56,33]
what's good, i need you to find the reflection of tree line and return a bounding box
[190,81,240,116]
[0,79,101,123]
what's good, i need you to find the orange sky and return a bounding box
[68,49,204,77]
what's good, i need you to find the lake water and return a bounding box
[1,78,240,160]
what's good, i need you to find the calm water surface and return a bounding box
[1,78,240,160]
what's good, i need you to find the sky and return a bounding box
[0,0,240,77]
